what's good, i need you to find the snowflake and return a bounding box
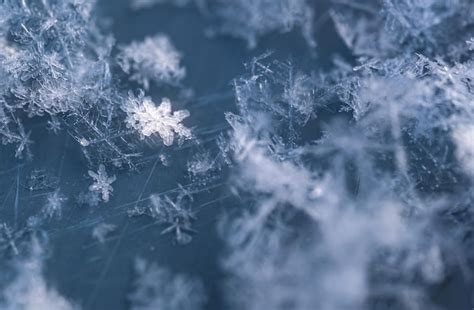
[152,195,197,245]
[88,164,116,202]
[117,35,186,89]
[46,116,61,134]
[128,192,197,245]
[43,190,67,220]
[124,91,192,146]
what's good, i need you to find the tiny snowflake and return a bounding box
[46,116,61,134]
[43,190,67,220]
[88,164,116,202]
[124,91,192,146]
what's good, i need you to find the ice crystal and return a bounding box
[150,194,196,245]
[330,0,474,57]
[124,91,192,146]
[0,0,142,166]
[128,192,197,245]
[46,116,62,134]
[232,53,321,138]
[216,49,472,309]
[88,164,116,202]
[118,35,186,90]
[42,190,67,220]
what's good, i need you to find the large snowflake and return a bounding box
[124,92,192,146]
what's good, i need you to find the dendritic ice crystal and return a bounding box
[88,164,117,202]
[124,91,192,146]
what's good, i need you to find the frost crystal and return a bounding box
[129,258,206,310]
[118,35,186,90]
[124,92,192,146]
[88,164,116,202]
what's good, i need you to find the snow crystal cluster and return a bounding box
[0,0,473,309]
